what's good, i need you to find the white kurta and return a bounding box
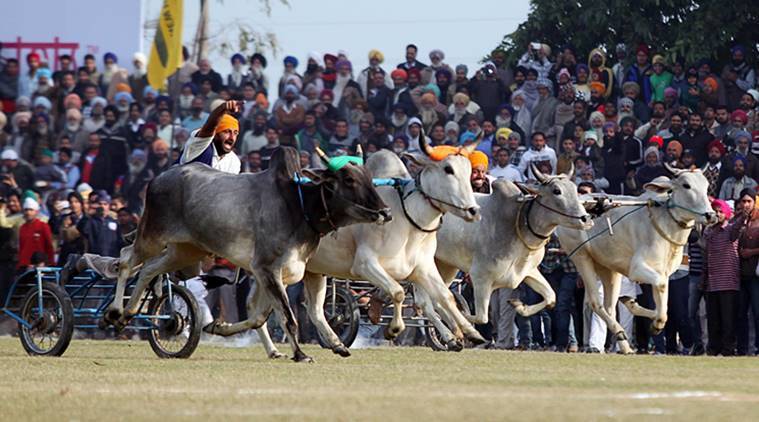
[180,129,241,174]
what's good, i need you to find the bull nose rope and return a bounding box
[565,197,697,258]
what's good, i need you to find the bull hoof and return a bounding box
[292,350,314,363]
[268,351,287,360]
[465,330,487,346]
[99,309,121,329]
[446,339,464,352]
[384,325,401,340]
[332,344,351,357]
[650,324,664,336]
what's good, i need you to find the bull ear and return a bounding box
[401,152,431,168]
[301,168,333,185]
[530,162,548,184]
[643,176,673,193]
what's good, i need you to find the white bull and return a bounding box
[254,145,488,357]
[434,165,593,326]
[556,165,715,354]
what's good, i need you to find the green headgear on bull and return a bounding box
[314,145,364,171]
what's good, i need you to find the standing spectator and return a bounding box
[366,70,392,120]
[396,44,427,72]
[77,192,121,257]
[625,44,653,104]
[274,85,306,146]
[469,64,506,122]
[1,149,35,191]
[0,59,19,113]
[226,53,249,94]
[722,45,756,92]
[703,199,740,356]
[649,55,673,102]
[79,132,128,194]
[518,131,557,179]
[733,189,759,355]
[191,59,223,93]
[356,49,393,98]
[489,147,523,182]
[531,80,559,147]
[719,157,758,201]
[17,198,54,270]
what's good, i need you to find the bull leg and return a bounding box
[414,286,461,350]
[119,244,206,327]
[351,251,406,339]
[410,265,486,346]
[618,297,657,319]
[510,271,556,317]
[257,265,311,363]
[597,267,623,321]
[469,274,495,325]
[572,255,633,354]
[435,259,460,288]
[206,278,277,340]
[102,245,139,326]
[300,272,350,357]
[628,262,669,333]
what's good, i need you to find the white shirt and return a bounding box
[180,129,241,174]
[490,164,525,182]
[517,146,558,180]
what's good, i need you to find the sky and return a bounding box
[142,0,531,99]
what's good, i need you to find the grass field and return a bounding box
[1,337,759,421]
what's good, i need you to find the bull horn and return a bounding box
[356,143,363,157]
[663,161,682,177]
[461,130,483,156]
[566,162,575,179]
[418,127,435,157]
[530,162,548,184]
[314,146,330,166]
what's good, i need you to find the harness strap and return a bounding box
[515,200,549,251]
[648,204,689,247]
[414,169,471,213]
[395,183,443,233]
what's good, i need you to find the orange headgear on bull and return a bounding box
[419,128,481,162]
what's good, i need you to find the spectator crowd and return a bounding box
[0,40,758,355]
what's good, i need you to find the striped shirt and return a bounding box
[704,222,740,292]
[687,239,703,275]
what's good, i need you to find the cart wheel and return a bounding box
[146,283,201,359]
[18,282,74,357]
[425,291,471,351]
[319,285,360,349]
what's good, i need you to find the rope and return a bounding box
[566,204,648,258]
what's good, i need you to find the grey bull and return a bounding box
[556,165,715,354]
[107,147,391,362]
[434,164,593,327]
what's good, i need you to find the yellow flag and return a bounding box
[147,0,183,90]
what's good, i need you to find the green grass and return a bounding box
[1,337,759,421]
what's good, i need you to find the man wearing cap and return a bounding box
[18,198,54,270]
[76,191,122,258]
[34,149,66,189]
[1,149,34,191]
[180,100,242,174]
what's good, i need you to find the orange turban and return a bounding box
[468,150,488,170]
[590,81,605,94]
[704,77,718,92]
[215,114,239,134]
[115,83,132,93]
